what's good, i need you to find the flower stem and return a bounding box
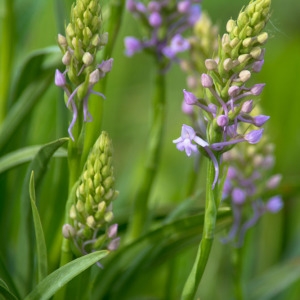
[232,247,245,300]
[126,67,166,241]
[181,156,221,300]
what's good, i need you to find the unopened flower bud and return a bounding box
[239,70,251,82]
[89,69,100,85]
[245,129,264,144]
[62,51,72,65]
[252,60,264,72]
[183,89,197,105]
[266,174,282,189]
[241,100,253,113]
[228,85,240,97]
[226,19,236,33]
[55,69,66,87]
[205,59,218,70]
[108,237,120,251]
[253,115,270,127]
[62,224,76,239]
[257,32,268,44]
[201,73,213,88]
[251,83,265,95]
[82,52,94,65]
[217,115,229,127]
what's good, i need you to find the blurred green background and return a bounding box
[1,0,300,299]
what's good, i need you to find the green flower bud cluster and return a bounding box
[55,0,114,140]
[58,0,107,88]
[215,0,271,89]
[180,12,219,95]
[63,131,119,253]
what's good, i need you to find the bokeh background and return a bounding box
[1,0,300,299]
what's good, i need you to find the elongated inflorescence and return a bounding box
[55,0,113,140]
[63,131,120,254]
[222,134,283,246]
[173,0,272,188]
[124,0,202,68]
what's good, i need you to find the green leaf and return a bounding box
[24,251,109,300]
[29,171,48,283]
[0,278,18,300]
[15,138,68,294]
[93,208,231,299]
[247,257,300,300]
[0,146,67,174]
[0,47,61,151]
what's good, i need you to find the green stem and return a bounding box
[181,157,220,300]
[126,67,166,241]
[0,0,15,123]
[232,247,244,300]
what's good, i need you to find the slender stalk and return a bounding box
[181,156,220,300]
[0,0,15,123]
[232,246,244,300]
[126,66,166,241]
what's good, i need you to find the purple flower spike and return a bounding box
[124,37,143,57]
[183,89,198,105]
[173,124,208,156]
[149,12,162,27]
[244,129,264,144]
[253,115,270,127]
[266,196,283,213]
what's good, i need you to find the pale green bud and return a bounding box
[86,215,96,228]
[62,51,72,66]
[82,52,94,65]
[70,205,77,219]
[237,12,249,27]
[104,211,114,223]
[66,23,75,38]
[250,47,262,59]
[257,32,268,44]
[238,54,251,64]
[76,200,85,212]
[226,19,236,33]
[205,59,218,70]
[239,70,251,82]
[58,34,68,50]
[62,224,76,239]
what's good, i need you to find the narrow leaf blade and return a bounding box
[29,171,48,283]
[24,251,108,300]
